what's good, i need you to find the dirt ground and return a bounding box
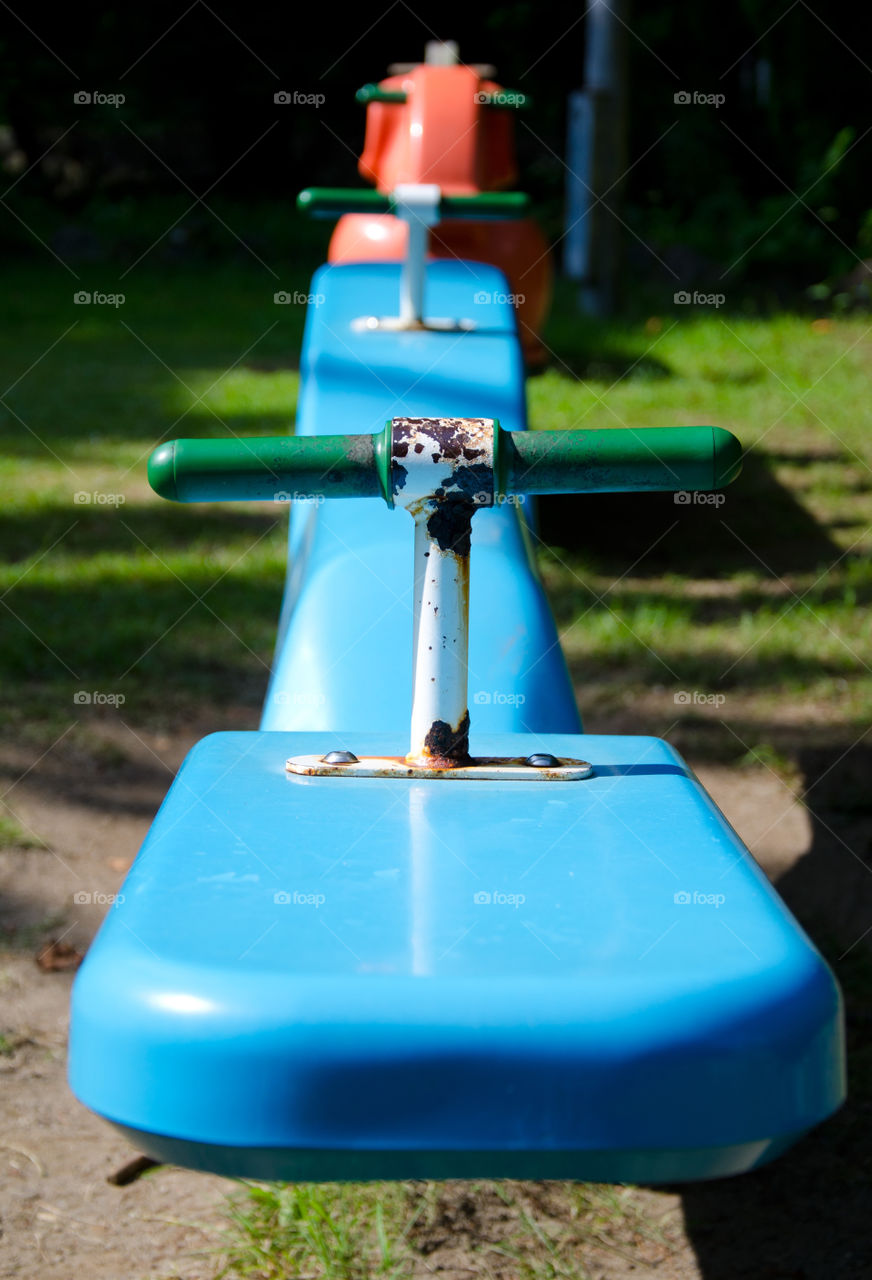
[1,715,870,1280]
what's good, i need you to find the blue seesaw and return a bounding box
[69,182,845,1184]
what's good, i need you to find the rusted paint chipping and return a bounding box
[391,417,494,556]
[425,496,475,557]
[420,710,471,767]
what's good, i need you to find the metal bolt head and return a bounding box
[525,753,560,768]
[321,750,359,766]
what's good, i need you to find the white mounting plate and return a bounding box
[286,754,594,781]
[351,315,476,333]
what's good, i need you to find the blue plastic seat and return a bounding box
[69,730,844,1182]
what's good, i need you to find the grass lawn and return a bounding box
[1,239,870,1278]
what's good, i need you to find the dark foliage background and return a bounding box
[1,0,869,298]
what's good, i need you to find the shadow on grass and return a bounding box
[1,490,866,752]
[531,340,674,384]
[680,744,872,1280]
[539,281,675,382]
[0,502,284,563]
[0,403,297,463]
[537,449,844,577]
[0,500,286,736]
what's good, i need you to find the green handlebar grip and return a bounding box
[440,192,529,218]
[148,426,741,506]
[296,188,529,220]
[499,426,742,495]
[147,431,392,504]
[354,84,527,109]
[355,83,408,105]
[296,188,391,219]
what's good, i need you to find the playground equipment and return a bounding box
[328,41,552,365]
[68,116,845,1186]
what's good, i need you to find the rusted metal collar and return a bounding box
[390,417,496,528]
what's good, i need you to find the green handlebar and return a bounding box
[354,83,528,110]
[501,427,742,494]
[148,433,391,505]
[296,187,530,220]
[296,189,388,219]
[355,83,408,105]
[148,426,741,505]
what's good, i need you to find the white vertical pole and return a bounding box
[407,507,470,764]
[399,216,428,326]
[392,184,441,329]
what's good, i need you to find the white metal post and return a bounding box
[392,184,441,328]
[408,505,470,764]
[400,216,429,326]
